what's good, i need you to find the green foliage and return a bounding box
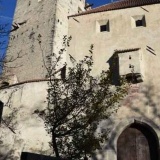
[41,36,128,159]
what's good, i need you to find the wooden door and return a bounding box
[117,125,158,160]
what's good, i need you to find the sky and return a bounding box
[0,0,17,60]
[0,0,115,19]
[0,0,16,18]
[0,0,115,58]
[87,0,115,7]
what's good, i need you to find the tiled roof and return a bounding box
[69,0,160,17]
[114,48,140,54]
[0,79,49,89]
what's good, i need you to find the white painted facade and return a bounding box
[68,3,160,159]
[6,0,85,82]
[1,1,160,160]
[0,81,50,159]
[0,0,86,159]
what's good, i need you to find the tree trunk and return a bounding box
[52,132,60,158]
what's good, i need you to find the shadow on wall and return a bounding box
[0,101,3,124]
[107,53,120,86]
[95,83,160,159]
[21,152,56,160]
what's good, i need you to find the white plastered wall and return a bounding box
[68,3,160,159]
[0,82,51,160]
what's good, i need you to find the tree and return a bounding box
[0,3,25,159]
[36,37,128,159]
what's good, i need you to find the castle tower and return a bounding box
[0,1,87,159]
[6,0,86,82]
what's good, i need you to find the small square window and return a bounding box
[100,25,107,32]
[96,20,110,33]
[132,15,146,28]
[136,20,143,27]
[100,21,109,32]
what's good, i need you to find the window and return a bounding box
[136,20,143,27]
[100,22,109,32]
[131,15,146,28]
[96,20,110,33]
[0,101,3,124]
[100,25,107,32]
[61,65,66,80]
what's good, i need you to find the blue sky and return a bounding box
[0,0,114,58]
[0,0,116,30]
[0,0,16,18]
[0,0,17,60]
[0,0,114,19]
[87,0,114,7]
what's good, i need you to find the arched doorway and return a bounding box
[117,123,159,160]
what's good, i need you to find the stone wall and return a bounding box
[68,3,160,159]
[6,0,85,82]
[0,1,86,159]
[52,0,85,68]
[2,1,160,160]
[7,0,57,82]
[0,81,50,160]
[68,3,160,83]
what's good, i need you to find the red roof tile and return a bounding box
[114,48,140,54]
[69,0,160,17]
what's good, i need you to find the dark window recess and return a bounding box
[136,20,143,27]
[126,74,136,83]
[135,16,146,27]
[126,73,143,84]
[100,25,107,32]
[61,65,66,80]
[100,22,110,32]
[0,101,4,124]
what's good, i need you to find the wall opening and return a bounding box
[131,15,146,28]
[100,25,108,32]
[0,101,4,124]
[96,20,110,33]
[136,19,143,27]
[117,122,159,160]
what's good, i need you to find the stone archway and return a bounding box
[117,123,159,160]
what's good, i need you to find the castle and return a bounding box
[1,0,160,159]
